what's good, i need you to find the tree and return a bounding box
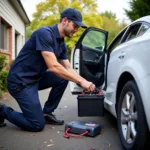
[26,26,33,40]
[31,0,98,29]
[100,11,127,46]
[125,0,150,21]
[101,11,117,20]
[29,0,103,58]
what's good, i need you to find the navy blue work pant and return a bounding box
[5,71,68,132]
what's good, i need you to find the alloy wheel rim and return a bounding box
[121,91,137,144]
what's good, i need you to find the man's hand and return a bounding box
[80,80,95,92]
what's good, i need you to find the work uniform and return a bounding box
[5,24,68,131]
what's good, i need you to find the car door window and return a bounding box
[79,29,107,86]
[125,24,142,41]
[109,36,122,52]
[107,28,126,52]
[82,30,105,52]
[137,24,150,36]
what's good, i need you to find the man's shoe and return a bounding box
[0,104,6,127]
[44,114,64,125]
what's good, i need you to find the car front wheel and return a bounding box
[117,80,148,150]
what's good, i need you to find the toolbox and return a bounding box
[77,91,104,117]
[64,121,101,137]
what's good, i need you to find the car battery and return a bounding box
[64,121,101,137]
[77,91,104,117]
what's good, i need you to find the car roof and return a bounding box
[132,15,150,24]
[121,16,150,32]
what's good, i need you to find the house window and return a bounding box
[0,18,10,51]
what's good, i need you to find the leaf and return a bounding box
[47,144,54,147]
[44,141,47,143]
[48,125,52,129]
[50,139,55,143]
[30,134,35,136]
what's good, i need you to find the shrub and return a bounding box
[0,54,7,71]
[0,70,8,91]
[9,59,14,68]
[0,54,8,97]
[0,80,3,97]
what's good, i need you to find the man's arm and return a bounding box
[58,59,96,91]
[41,51,95,92]
[58,59,87,82]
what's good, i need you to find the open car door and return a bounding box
[70,27,108,94]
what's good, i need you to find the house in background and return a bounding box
[0,0,30,64]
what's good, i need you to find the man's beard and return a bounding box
[64,28,73,38]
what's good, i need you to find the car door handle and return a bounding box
[118,52,125,59]
[118,55,125,59]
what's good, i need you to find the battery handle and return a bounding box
[82,87,102,94]
[64,128,89,139]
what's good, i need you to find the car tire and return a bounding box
[117,80,149,150]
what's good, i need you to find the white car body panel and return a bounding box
[70,16,150,131]
[106,28,150,130]
[70,47,83,93]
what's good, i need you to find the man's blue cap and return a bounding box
[61,8,87,28]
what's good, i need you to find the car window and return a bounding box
[82,30,106,51]
[107,28,126,52]
[109,36,121,52]
[125,24,142,41]
[137,24,150,36]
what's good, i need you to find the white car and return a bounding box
[70,15,150,150]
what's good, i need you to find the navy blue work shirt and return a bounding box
[7,24,68,84]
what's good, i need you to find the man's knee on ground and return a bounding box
[31,120,45,132]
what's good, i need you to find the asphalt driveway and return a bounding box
[0,86,122,150]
